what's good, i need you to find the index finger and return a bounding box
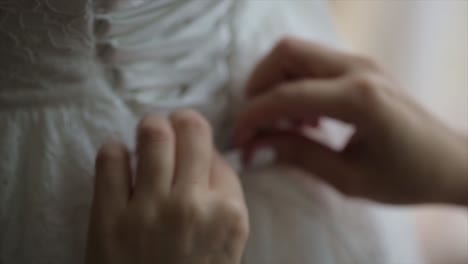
[133,115,175,202]
[93,141,131,221]
[247,37,351,98]
[234,79,356,146]
[171,110,214,192]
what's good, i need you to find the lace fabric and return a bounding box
[0,0,94,93]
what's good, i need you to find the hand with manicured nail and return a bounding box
[234,37,468,205]
[86,110,249,264]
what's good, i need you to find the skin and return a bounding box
[86,110,249,264]
[233,37,468,206]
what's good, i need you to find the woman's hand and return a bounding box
[234,37,468,205]
[86,110,249,264]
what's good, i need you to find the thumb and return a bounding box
[247,131,354,194]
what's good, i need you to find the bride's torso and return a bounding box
[2,1,421,264]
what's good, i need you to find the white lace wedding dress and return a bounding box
[0,1,423,263]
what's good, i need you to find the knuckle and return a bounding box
[169,194,205,225]
[347,73,384,109]
[171,109,210,135]
[217,199,249,240]
[274,82,307,99]
[351,73,376,92]
[350,54,380,71]
[272,85,291,100]
[138,115,172,143]
[274,37,296,55]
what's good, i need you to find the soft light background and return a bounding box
[330,1,467,264]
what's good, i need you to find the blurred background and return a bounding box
[329,1,467,264]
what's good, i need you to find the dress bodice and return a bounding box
[2,2,425,264]
[0,0,235,117]
[0,0,94,94]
